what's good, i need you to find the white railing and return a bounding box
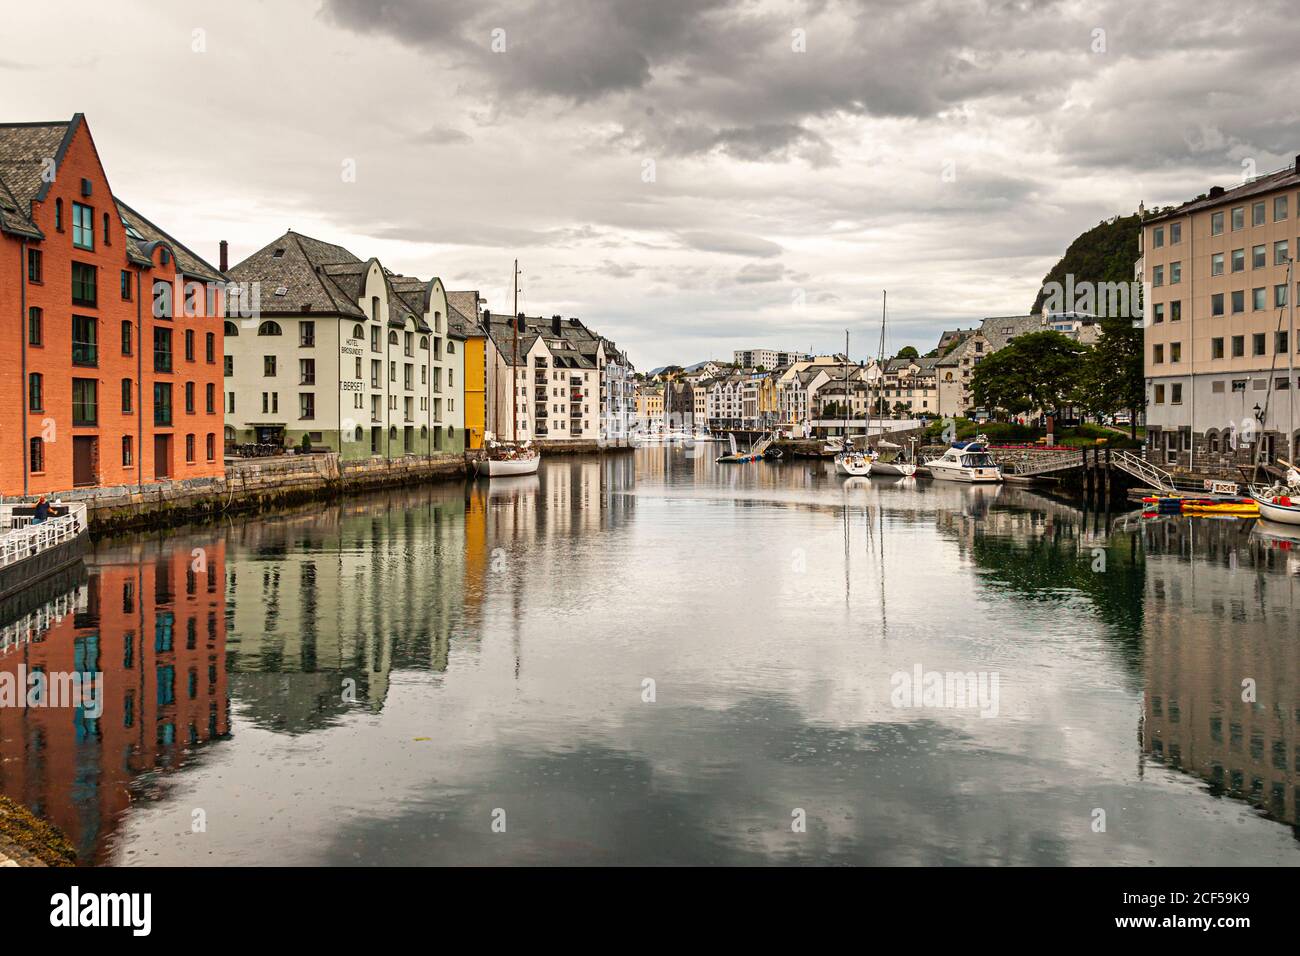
[1000,450,1083,476]
[1110,450,1176,493]
[0,502,89,569]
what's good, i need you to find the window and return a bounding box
[28,372,42,411]
[72,314,97,366]
[1231,249,1244,272]
[72,201,94,249]
[1231,290,1244,314]
[205,331,215,363]
[1276,195,1289,221]
[1232,335,1245,357]
[72,378,98,425]
[257,320,282,336]
[1153,226,1164,248]
[30,438,44,473]
[153,327,172,372]
[54,198,64,232]
[227,391,235,413]
[299,393,315,420]
[121,378,132,413]
[103,211,111,245]
[1278,331,1290,354]
[1276,240,1289,265]
[1171,383,1183,404]
[28,306,42,345]
[300,321,315,347]
[1253,244,1266,268]
[185,434,195,463]
[206,433,215,461]
[185,381,195,414]
[1212,337,1224,359]
[1154,384,1165,404]
[1277,284,1289,308]
[1211,211,1224,235]
[1211,293,1225,316]
[1170,300,1181,321]
[1152,264,1164,287]
[388,330,398,346]
[121,270,132,300]
[1152,303,1164,323]
[203,383,214,414]
[224,355,233,377]
[1253,201,1266,226]
[154,383,173,426]
[404,331,413,356]
[1254,333,1267,356]
[300,358,315,385]
[352,324,364,339]
[71,262,96,305]
[1231,206,1244,231]
[1153,344,1164,364]
[27,249,42,283]
[1170,261,1182,283]
[264,355,277,376]
[370,325,381,352]
[122,436,133,467]
[1171,342,1182,363]
[121,320,133,355]
[1211,253,1224,276]
[1170,222,1182,244]
[185,329,195,362]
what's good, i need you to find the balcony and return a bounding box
[534,406,549,418]
[535,371,548,384]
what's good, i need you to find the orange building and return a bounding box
[0,535,230,863]
[0,114,226,497]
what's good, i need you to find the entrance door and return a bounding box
[72,436,97,487]
[154,434,171,479]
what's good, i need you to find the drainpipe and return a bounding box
[20,240,29,497]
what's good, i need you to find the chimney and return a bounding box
[552,315,562,335]
[1295,154,1300,174]
[517,312,526,332]
[219,239,228,273]
[1209,185,1225,199]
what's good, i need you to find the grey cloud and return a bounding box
[678,231,783,258]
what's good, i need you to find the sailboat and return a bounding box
[1246,257,1299,517]
[833,330,871,476]
[865,291,917,477]
[475,258,541,478]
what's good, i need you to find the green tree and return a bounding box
[1031,213,1141,315]
[895,346,919,360]
[971,331,1084,419]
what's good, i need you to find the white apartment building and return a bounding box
[733,348,812,370]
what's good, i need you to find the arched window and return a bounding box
[224,426,236,441]
[448,426,455,439]
[371,296,380,321]
[1207,429,1220,454]
[224,321,239,337]
[448,341,455,353]
[389,426,397,441]
[420,426,428,438]
[419,336,429,350]
[258,320,282,336]
[353,324,364,339]
[388,331,398,345]
[354,426,363,442]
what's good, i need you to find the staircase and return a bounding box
[1110,450,1176,493]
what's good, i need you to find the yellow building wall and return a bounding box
[464,335,488,449]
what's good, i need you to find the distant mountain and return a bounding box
[1031,213,1142,314]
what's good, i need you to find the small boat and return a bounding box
[1247,464,1300,524]
[834,449,871,476]
[925,441,1003,483]
[474,440,541,478]
[1143,494,1259,517]
[868,440,917,477]
[716,432,775,464]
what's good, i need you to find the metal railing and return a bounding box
[1110,450,1176,492]
[0,502,88,570]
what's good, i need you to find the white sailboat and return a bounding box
[475,258,541,478]
[864,290,917,477]
[832,330,871,476]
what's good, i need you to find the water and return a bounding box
[2,446,1298,865]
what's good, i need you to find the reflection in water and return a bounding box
[0,448,1296,865]
[0,535,229,864]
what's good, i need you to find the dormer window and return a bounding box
[272,248,285,258]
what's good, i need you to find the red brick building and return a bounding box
[0,114,226,497]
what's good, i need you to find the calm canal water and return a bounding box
[2,445,1299,865]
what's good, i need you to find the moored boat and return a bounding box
[925,441,1003,483]
[834,450,871,476]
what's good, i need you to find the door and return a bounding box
[154,434,171,479]
[72,436,97,487]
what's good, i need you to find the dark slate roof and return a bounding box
[446,291,481,331]
[0,118,74,239]
[1145,164,1300,224]
[228,230,366,317]
[115,198,225,283]
[484,312,541,366]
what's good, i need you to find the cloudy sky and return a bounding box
[5,0,1299,369]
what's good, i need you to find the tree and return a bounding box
[895,346,919,360]
[1031,213,1141,315]
[970,331,1084,419]
[1075,316,1144,438]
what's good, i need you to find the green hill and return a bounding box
[1031,213,1142,314]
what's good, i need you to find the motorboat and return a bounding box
[924,441,1003,483]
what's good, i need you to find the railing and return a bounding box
[0,502,88,570]
[998,449,1083,477]
[1111,449,1177,492]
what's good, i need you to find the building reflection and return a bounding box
[0,534,229,864]
[224,484,467,729]
[1139,518,1300,830]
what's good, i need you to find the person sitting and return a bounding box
[32,496,50,525]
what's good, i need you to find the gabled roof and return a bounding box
[115,198,225,283]
[446,290,481,337]
[228,230,366,317]
[0,117,76,239]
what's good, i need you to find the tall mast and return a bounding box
[1290,256,1296,465]
[512,258,519,444]
[843,329,849,441]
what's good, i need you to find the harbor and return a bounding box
[2,445,1298,866]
